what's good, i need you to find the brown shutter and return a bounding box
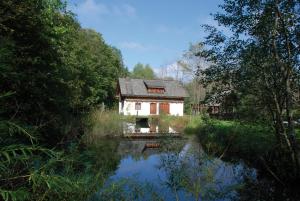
[150,103,157,114]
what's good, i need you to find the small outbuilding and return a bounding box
[117,78,188,116]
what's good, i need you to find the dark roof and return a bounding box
[143,80,165,89]
[118,78,189,98]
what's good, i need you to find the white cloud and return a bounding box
[122,4,136,17]
[155,24,187,35]
[74,0,108,17]
[156,25,170,33]
[119,41,147,51]
[74,0,137,19]
[112,4,136,17]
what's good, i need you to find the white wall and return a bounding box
[170,102,184,116]
[119,99,184,116]
[119,101,123,114]
[121,101,150,116]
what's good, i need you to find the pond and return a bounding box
[89,135,257,200]
[84,119,300,201]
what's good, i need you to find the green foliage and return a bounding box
[0,0,127,200]
[198,119,275,158]
[130,63,156,79]
[198,0,300,176]
[0,0,127,144]
[199,0,300,122]
[65,29,127,109]
[0,118,120,201]
[183,115,204,135]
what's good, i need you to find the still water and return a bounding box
[88,121,257,200]
[84,120,300,201]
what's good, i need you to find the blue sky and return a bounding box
[68,0,224,70]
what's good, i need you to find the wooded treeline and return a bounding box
[0,0,126,200]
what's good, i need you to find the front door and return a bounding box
[150,103,157,115]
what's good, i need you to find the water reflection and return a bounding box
[123,120,178,135]
[93,137,257,201]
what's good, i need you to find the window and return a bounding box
[135,102,141,110]
[147,88,165,94]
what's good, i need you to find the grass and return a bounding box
[184,117,300,186]
[180,115,277,163]
[83,110,135,144]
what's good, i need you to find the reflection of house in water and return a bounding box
[123,121,178,137]
[117,139,187,159]
[117,140,161,158]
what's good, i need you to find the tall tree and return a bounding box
[131,63,156,79]
[199,0,300,177]
[0,0,127,143]
[178,43,211,104]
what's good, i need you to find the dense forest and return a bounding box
[0,0,127,200]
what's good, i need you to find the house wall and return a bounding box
[169,102,184,116]
[119,98,184,116]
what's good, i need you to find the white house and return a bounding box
[117,78,188,116]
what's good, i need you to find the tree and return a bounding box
[130,63,156,79]
[198,0,300,178]
[0,0,127,142]
[178,43,211,104]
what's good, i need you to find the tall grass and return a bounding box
[83,110,136,144]
[84,110,123,140]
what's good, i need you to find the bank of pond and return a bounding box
[82,113,300,201]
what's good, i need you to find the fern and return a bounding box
[1,121,36,144]
[0,91,15,99]
[0,144,56,164]
[0,93,106,201]
[0,188,29,201]
[29,171,80,193]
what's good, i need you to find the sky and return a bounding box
[67,0,224,71]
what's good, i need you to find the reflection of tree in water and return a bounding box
[87,139,122,176]
[93,178,164,201]
[158,142,256,201]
